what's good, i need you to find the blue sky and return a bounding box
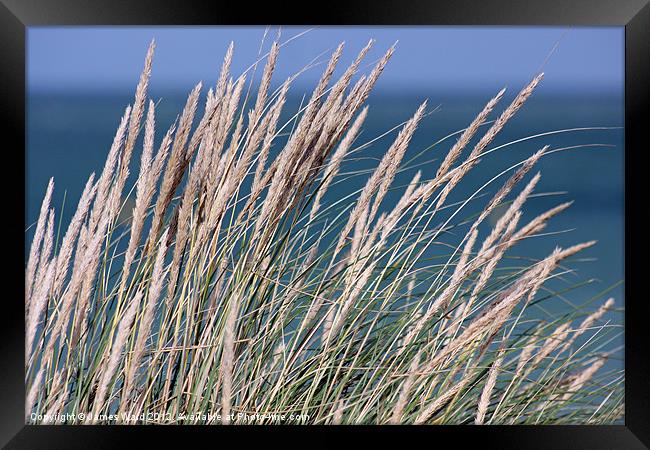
[27,26,623,94]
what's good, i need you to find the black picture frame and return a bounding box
[2,0,648,448]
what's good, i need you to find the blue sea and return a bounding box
[26,87,624,371]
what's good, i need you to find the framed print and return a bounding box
[3,0,649,448]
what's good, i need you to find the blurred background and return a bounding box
[26,26,624,363]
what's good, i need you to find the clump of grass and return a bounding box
[25,38,623,425]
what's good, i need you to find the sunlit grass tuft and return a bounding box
[25,38,623,425]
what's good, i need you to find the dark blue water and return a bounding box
[26,88,624,370]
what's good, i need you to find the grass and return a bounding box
[24,38,623,425]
